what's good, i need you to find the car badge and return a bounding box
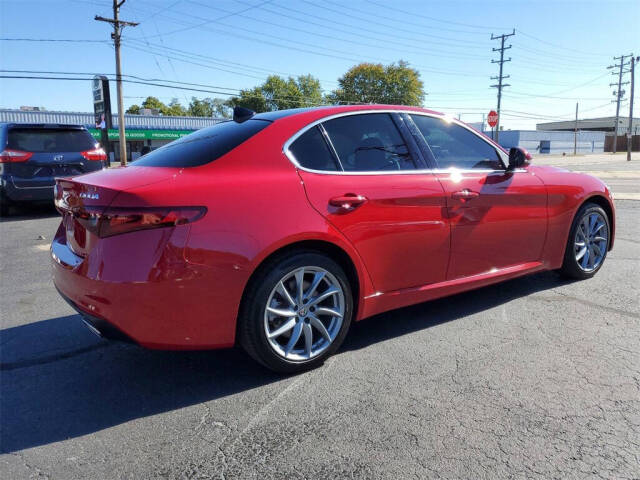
[54,154,64,161]
[79,192,100,200]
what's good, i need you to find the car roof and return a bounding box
[0,123,88,130]
[254,104,444,125]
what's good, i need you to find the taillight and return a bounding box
[81,147,107,162]
[74,206,206,238]
[0,149,33,163]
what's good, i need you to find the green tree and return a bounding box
[329,61,425,106]
[166,98,187,116]
[125,96,188,116]
[227,74,324,112]
[126,104,140,114]
[188,97,231,118]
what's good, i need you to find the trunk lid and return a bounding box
[55,166,179,257]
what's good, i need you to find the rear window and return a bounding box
[133,119,271,168]
[8,128,96,152]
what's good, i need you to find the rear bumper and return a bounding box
[50,222,240,350]
[1,175,54,203]
[56,286,134,343]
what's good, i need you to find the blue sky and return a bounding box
[1,0,638,129]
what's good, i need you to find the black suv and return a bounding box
[0,123,107,215]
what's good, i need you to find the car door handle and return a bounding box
[451,189,480,201]
[329,194,368,211]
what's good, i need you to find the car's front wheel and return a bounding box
[238,251,353,373]
[560,202,610,279]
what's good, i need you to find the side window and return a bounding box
[322,113,416,172]
[410,115,504,170]
[288,126,339,172]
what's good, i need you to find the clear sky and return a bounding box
[1,0,638,130]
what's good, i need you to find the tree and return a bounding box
[227,74,324,112]
[125,96,187,116]
[126,104,140,114]
[166,98,187,117]
[329,61,425,106]
[188,97,231,118]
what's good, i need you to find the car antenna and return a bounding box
[233,106,255,123]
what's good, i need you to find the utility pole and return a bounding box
[95,0,138,166]
[608,54,631,154]
[574,102,578,155]
[490,29,515,144]
[628,56,637,162]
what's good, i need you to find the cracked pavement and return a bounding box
[1,198,639,479]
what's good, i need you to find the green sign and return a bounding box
[89,129,193,141]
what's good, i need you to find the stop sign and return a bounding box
[487,110,498,127]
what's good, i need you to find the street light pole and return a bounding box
[95,0,138,166]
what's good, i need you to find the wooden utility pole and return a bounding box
[608,54,631,154]
[628,56,637,162]
[574,102,578,155]
[490,29,515,144]
[95,0,138,166]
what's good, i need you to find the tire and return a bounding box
[238,251,353,373]
[559,202,610,280]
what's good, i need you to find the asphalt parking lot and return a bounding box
[1,155,639,479]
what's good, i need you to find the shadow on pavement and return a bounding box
[344,270,572,352]
[0,202,59,223]
[0,270,570,453]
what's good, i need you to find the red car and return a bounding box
[51,105,615,372]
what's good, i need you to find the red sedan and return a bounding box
[51,105,615,372]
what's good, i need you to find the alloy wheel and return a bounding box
[264,266,345,361]
[574,211,608,272]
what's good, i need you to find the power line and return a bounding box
[119,1,489,77]
[0,69,243,93]
[290,0,489,50]
[0,37,108,43]
[326,0,492,36]
[123,38,340,85]
[0,73,357,106]
[187,0,489,59]
[516,29,611,58]
[364,0,504,31]
[142,0,275,38]
[314,1,607,67]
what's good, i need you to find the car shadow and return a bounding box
[1,270,572,453]
[344,270,572,351]
[0,202,59,223]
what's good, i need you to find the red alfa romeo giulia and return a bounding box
[51,105,615,372]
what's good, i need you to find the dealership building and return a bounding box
[0,109,225,162]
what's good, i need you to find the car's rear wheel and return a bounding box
[238,251,353,373]
[559,202,610,279]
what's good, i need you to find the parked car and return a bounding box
[0,123,106,215]
[51,105,615,373]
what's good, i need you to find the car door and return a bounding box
[287,112,450,293]
[408,113,547,280]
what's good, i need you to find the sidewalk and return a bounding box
[533,152,640,200]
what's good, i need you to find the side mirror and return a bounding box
[508,147,532,170]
